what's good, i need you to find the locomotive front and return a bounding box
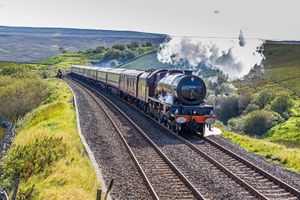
[156,72,216,136]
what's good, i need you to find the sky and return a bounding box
[0,0,299,40]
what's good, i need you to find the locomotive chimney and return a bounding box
[183,70,193,75]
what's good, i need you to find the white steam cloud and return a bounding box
[157,31,265,80]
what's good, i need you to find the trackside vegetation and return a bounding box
[221,129,300,172]
[1,80,99,199]
[0,63,98,199]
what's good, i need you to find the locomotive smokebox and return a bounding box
[157,74,207,105]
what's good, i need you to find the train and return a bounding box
[70,65,216,137]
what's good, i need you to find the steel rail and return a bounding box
[204,137,300,199]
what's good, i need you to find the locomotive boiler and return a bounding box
[156,73,207,105]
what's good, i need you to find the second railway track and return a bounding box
[68,76,300,200]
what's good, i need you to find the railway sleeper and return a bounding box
[264,192,294,198]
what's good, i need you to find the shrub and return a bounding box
[145,42,152,47]
[1,137,67,181]
[215,94,240,124]
[94,45,106,54]
[0,78,50,121]
[244,103,259,114]
[238,92,253,111]
[228,117,245,132]
[103,49,121,60]
[244,110,283,135]
[0,65,34,78]
[0,76,15,87]
[216,82,237,96]
[269,92,293,118]
[127,41,140,49]
[121,50,136,60]
[254,89,274,108]
[112,44,127,51]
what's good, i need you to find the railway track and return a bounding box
[68,76,300,200]
[67,77,203,200]
[194,137,300,200]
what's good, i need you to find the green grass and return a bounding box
[264,44,300,96]
[221,128,300,173]
[11,79,98,199]
[266,99,300,144]
[44,53,89,74]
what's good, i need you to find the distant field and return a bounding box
[264,44,300,96]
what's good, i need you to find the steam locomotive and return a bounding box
[70,65,216,136]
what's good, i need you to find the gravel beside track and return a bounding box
[190,138,299,199]
[207,135,300,193]
[74,78,257,200]
[67,80,153,200]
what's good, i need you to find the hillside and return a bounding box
[264,44,300,96]
[0,26,167,62]
[119,51,173,69]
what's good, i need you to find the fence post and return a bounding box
[96,189,102,200]
[104,179,114,200]
[11,178,21,200]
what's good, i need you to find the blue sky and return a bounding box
[0,0,299,40]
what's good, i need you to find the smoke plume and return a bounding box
[157,31,265,80]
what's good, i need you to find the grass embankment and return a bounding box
[2,79,98,199]
[221,129,300,173]
[266,99,300,145]
[263,44,300,144]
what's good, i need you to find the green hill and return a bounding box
[119,51,174,69]
[264,44,300,96]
